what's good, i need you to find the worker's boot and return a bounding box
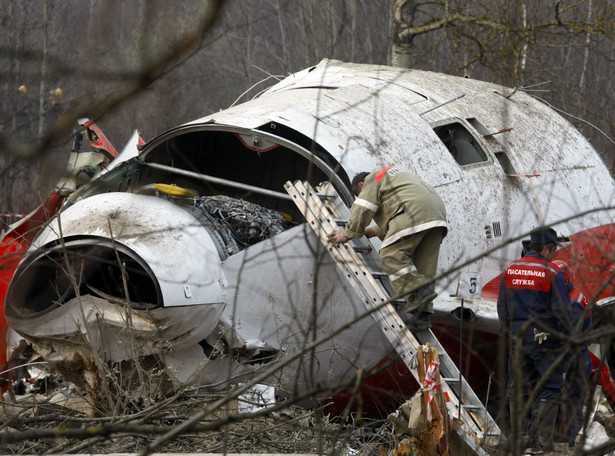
[534,399,558,453]
[405,285,437,330]
[406,311,432,330]
[405,285,437,313]
[507,399,534,453]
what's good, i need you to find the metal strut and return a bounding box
[284,180,502,452]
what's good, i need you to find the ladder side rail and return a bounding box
[415,328,478,398]
[292,182,396,301]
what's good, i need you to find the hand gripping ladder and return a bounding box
[284,180,502,452]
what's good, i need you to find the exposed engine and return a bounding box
[193,195,295,258]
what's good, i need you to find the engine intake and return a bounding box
[5,237,162,319]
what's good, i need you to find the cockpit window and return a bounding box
[433,121,488,166]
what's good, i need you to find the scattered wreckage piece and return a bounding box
[0,119,142,379]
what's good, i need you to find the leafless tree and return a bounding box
[392,0,615,170]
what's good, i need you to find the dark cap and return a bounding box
[530,227,561,246]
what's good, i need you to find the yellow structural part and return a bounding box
[154,183,197,198]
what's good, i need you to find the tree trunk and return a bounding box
[37,0,48,142]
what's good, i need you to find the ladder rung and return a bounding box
[462,405,481,410]
[316,192,337,200]
[442,377,461,383]
[369,271,387,278]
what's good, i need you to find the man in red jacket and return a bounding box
[497,227,576,453]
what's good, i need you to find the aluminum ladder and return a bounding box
[284,180,502,452]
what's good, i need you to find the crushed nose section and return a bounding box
[5,237,162,320]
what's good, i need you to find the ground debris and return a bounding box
[5,375,615,455]
[0,381,395,455]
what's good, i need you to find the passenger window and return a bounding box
[433,122,488,166]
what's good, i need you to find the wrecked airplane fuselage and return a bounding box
[5,172,393,407]
[5,59,615,415]
[5,185,386,395]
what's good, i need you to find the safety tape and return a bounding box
[421,359,454,430]
[422,360,440,421]
[442,384,454,430]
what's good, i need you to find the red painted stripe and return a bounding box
[375,166,396,182]
[233,133,280,153]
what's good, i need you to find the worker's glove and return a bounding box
[533,328,550,344]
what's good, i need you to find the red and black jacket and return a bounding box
[497,252,576,344]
